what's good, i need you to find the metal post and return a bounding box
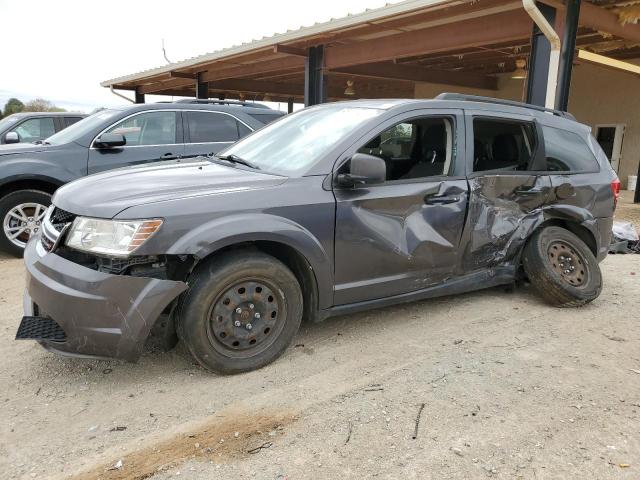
[304,46,327,107]
[134,88,145,104]
[196,73,209,99]
[555,0,581,111]
[287,98,294,113]
[525,2,557,107]
[634,162,640,204]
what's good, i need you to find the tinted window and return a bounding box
[64,117,83,128]
[355,117,454,181]
[107,111,177,146]
[238,121,251,138]
[14,117,56,142]
[543,126,600,172]
[473,119,537,172]
[248,112,285,125]
[188,112,240,143]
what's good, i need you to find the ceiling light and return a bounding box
[344,80,356,96]
[512,58,527,79]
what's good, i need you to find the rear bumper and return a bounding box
[21,237,187,362]
[594,217,613,262]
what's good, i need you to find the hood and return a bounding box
[0,142,59,156]
[53,158,287,218]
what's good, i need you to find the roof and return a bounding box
[101,0,453,87]
[8,111,86,118]
[101,0,640,103]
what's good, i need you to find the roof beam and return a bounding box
[169,71,197,79]
[139,78,194,94]
[273,44,307,57]
[579,1,640,43]
[331,61,498,90]
[325,10,533,69]
[201,56,304,82]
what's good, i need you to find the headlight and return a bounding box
[66,217,163,257]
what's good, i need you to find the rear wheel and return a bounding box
[0,190,51,257]
[177,251,303,374]
[523,226,602,307]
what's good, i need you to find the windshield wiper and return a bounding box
[215,153,261,170]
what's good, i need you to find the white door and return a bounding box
[595,124,625,172]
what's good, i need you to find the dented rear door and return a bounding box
[461,110,552,272]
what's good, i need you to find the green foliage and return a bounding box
[3,98,24,117]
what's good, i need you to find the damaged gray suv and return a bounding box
[17,94,620,374]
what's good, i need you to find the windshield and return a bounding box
[0,115,20,132]
[220,105,383,175]
[45,109,119,145]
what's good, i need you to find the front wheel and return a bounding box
[177,251,303,374]
[523,226,602,307]
[0,190,51,257]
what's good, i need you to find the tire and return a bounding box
[0,190,51,257]
[177,251,303,374]
[523,226,602,307]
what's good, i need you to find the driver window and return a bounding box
[105,111,177,146]
[356,117,454,181]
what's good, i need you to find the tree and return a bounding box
[22,98,66,112]
[3,98,24,117]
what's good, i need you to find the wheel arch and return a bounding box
[0,175,64,199]
[532,217,598,257]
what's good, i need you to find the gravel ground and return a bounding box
[1,197,639,480]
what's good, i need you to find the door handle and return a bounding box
[160,153,178,160]
[424,194,460,205]
[514,187,544,195]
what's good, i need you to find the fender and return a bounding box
[0,156,81,188]
[541,204,599,241]
[165,213,334,309]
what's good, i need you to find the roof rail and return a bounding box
[435,93,575,120]
[173,99,271,109]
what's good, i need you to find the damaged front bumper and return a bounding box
[20,238,187,362]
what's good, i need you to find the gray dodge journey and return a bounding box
[17,95,620,374]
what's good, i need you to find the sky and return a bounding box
[0,0,402,113]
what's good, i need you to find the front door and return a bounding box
[333,109,468,305]
[88,110,185,174]
[461,112,551,271]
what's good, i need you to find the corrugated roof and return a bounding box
[101,0,455,87]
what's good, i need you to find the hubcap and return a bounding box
[3,203,48,249]
[207,280,283,356]
[547,240,587,287]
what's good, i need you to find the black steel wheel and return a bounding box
[523,226,602,307]
[177,250,303,374]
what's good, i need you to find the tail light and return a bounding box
[611,178,621,209]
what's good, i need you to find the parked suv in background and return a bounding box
[0,100,284,255]
[17,94,619,374]
[0,111,87,144]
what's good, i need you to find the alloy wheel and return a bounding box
[2,203,48,249]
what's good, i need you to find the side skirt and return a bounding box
[320,266,516,320]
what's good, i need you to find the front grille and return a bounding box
[50,207,76,232]
[97,255,159,274]
[15,316,66,342]
[40,234,54,252]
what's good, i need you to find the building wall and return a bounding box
[415,62,640,188]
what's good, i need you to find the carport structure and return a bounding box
[102,0,640,193]
[101,0,640,106]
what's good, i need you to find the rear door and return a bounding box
[183,111,251,157]
[88,110,185,174]
[333,108,469,305]
[461,111,551,271]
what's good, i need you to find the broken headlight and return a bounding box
[66,217,163,257]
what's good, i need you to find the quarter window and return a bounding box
[106,111,177,146]
[354,117,454,181]
[187,112,244,143]
[14,117,56,142]
[542,126,600,172]
[473,119,537,172]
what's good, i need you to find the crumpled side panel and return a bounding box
[463,175,551,270]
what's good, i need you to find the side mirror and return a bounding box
[5,131,19,144]
[94,133,126,149]
[337,153,386,187]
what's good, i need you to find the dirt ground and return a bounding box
[1,197,639,480]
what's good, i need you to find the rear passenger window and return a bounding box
[187,112,241,143]
[64,117,83,128]
[473,119,537,172]
[542,126,600,172]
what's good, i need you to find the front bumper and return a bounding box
[21,238,187,362]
